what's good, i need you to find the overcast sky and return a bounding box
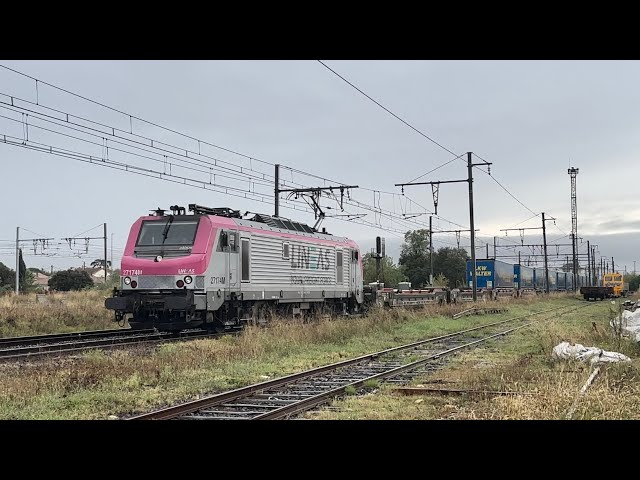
[0,60,638,275]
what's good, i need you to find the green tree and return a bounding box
[432,247,469,288]
[18,249,28,292]
[0,262,16,294]
[399,230,431,288]
[90,259,112,269]
[624,274,640,292]
[362,253,407,287]
[48,269,94,291]
[432,273,449,287]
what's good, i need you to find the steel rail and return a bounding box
[130,302,590,420]
[0,328,150,348]
[0,329,220,361]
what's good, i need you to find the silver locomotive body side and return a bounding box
[201,217,364,329]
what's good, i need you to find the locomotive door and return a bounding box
[239,233,251,293]
[350,248,357,294]
[227,230,239,295]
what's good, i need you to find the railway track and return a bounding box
[0,328,222,361]
[130,302,593,420]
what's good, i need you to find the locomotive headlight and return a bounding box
[184,276,193,285]
[124,277,131,285]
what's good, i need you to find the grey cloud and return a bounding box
[0,61,638,273]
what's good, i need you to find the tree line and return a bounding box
[0,257,119,294]
[363,229,469,289]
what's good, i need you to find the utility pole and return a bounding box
[103,223,108,284]
[15,226,19,295]
[493,236,496,259]
[395,152,490,302]
[486,244,489,259]
[587,240,591,286]
[274,164,280,217]
[612,257,615,274]
[542,212,550,294]
[568,167,579,292]
[429,216,433,286]
[467,152,478,301]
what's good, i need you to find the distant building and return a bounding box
[33,272,50,291]
[91,268,108,282]
[71,266,110,283]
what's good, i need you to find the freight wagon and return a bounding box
[462,259,515,301]
[371,282,452,308]
[557,271,567,291]
[514,264,535,296]
[533,267,546,292]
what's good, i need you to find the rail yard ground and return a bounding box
[0,292,637,419]
[308,295,640,420]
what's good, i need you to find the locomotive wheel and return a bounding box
[206,312,226,333]
[251,302,273,326]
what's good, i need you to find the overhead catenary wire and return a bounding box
[0,83,474,239]
[317,60,542,220]
[0,98,278,186]
[1,62,577,259]
[0,64,276,168]
[0,109,275,190]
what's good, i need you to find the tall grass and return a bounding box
[0,291,115,337]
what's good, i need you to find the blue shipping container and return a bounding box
[514,264,534,289]
[557,272,567,290]
[533,267,545,290]
[466,259,514,289]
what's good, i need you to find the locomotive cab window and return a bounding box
[282,242,290,260]
[136,219,199,246]
[241,238,250,282]
[218,230,239,252]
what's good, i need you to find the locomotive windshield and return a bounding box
[136,218,199,246]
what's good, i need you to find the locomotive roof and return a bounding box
[148,204,350,242]
[246,213,316,234]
